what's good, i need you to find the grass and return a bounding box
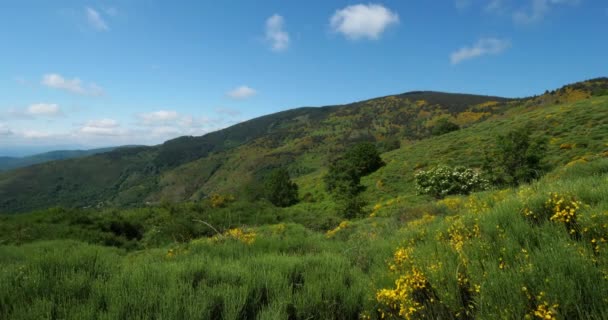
[2,156,608,319]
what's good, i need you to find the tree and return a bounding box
[343,142,385,177]
[484,128,547,186]
[324,159,362,196]
[324,142,385,218]
[263,168,299,207]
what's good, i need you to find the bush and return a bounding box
[415,165,489,198]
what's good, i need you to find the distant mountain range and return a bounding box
[0,146,140,172]
[0,78,606,213]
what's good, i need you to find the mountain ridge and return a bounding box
[0,146,143,172]
[1,78,606,213]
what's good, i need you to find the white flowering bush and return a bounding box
[415,165,489,198]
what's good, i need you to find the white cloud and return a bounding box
[265,14,289,51]
[137,110,180,125]
[227,86,257,100]
[330,4,399,40]
[42,73,104,96]
[79,118,127,136]
[22,130,51,139]
[450,38,511,64]
[513,0,581,24]
[86,7,108,31]
[26,103,61,116]
[85,118,119,128]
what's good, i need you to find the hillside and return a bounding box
[0,78,607,213]
[1,79,608,319]
[0,146,135,172]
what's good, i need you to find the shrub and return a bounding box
[415,165,489,199]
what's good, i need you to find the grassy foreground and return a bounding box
[2,155,608,319]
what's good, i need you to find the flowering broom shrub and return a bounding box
[415,165,489,199]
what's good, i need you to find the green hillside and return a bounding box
[2,78,606,213]
[1,78,608,319]
[0,90,512,213]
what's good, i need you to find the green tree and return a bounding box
[484,128,547,186]
[343,142,385,177]
[324,159,362,196]
[324,142,384,218]
[263,168,299,207]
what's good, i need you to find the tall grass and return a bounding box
[1,155,608,319]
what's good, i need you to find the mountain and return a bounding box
[0,78,607,213]
[0,146,136,172]
[2,78,608,319]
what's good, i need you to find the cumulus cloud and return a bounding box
[21,130,51,139]
[265,14,289,51]
[137,110,180,125]
[133,110,231,140]
[86,7,109,31]
[42,73,104,96]
[330,4,399,40]
[450,38,511,64]
[25,103,61,116]
[226,86,257,100]
[80,119,126,136]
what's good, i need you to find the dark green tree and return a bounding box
[263,168,299,207]
[324,159,362,196]
[324,142,384,218]
[343,142,385,177]
[484,128,547,186]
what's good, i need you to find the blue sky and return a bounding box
[0,0,606,154]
